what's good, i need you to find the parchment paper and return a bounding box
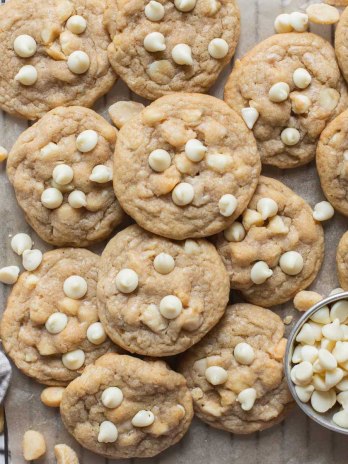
[1,0,348,462]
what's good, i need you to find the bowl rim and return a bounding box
[284,290,348,435]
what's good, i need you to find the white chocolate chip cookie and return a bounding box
[97,225,229,356]
[104,0,240,100]
[224,33,348,168]
[0,248,114,386]
[114,93,261,239]
[216,177,324,307]
[7,106,123,247]
[60,353,193,458]
[179,303,293,434]
[0,0,116,120]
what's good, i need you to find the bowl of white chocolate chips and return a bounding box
[285,291,348,434]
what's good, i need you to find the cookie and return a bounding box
[216,176,324,307]
[114,93,261,240]
[97,224,229,356]
[104,0,240,100]
[7,106,123,247]
[224,33,348,168]
[337,231,348,290]
[316,109,348,217]
[60,353,193,458]
[0,248,113,386]
[0,0,116,120]
[179,303,293,434]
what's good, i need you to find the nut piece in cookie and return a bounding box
[114,93,261,239]
[224,32,348,168]
[337,231,348,290]
[317,109,348,218]
[6,106,123,247]
[104,0,240,100]
[60,353,193,458]
[0,248,114,386]
[0,0,116,120]
[216,176,324,307]
[179,303,293,434]
[97,224,230,356]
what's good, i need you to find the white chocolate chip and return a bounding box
[185,139,207,162]
[0,266,20,285]
[41,188,63,209]
[171,44,193,65]
[89,165,112,183]
[22,249,42,271]
[11,233,33,256]
[98,421,118,443]
[63,275,88,299]
[0,146,8,163]
[237,388,257,411]
[218,194,237,217]
[144,32,166,52]
[330,300,348,323]
[294,361,313,384]
[108,101,145,129]
[337,391,348,408]
[290,94,311,114]
[250,261,273,285]
[13,34,37,57]
[241,107,259,129]
[40,142,59,159]
[311,390,336,413]
[313,201,334,221]
[68,190,87,209]
[145,1,165,21]
[296,323,315,345]
[184,239,199,254]
[116,269,139,294]
[148,149,171,172]
[153,253,175,274]
[172,182,194,206]
[322,319,344,341]
[308,321,322,342]
[87,322,107,345]
[66,15,87,34]
[141,303,167,333]
[22,430,46,461]
[333,341,348,363]
[333,409,348,428]
[318,348,337,370]
[310,306,331,324]
[268,215,289,234]
[306,3,340,25]
[268,82,290,103]
[274,13,293,33]
[293,68,312,89]
[330,288,345,296]
[279,251,304,275]
[67,50,90,74]
[295,384,314,403]
[15,65,37,86]
[62,349,85,370]
[101,387,123,409]
[131,410,155,427]
[224,222,246,242]
[205,366,228,385]
[53,164,74,185]
[289,12,309,32]
[326,368,344,389]
[45,312,68,334]
[319,88,340,111]
[256,197,278,220]
[208,38,229,59]
[336,377,348,392]
[76,130,98,152]
[242,209,264,230]
[321,338,336,351]
[174,0,196,12]
[292,345,303,364]
[281,128,300,146]
[234,342,255,365]
[159,295,182,319]
[301,345,318,363]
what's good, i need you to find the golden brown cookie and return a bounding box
[60,353,193,458]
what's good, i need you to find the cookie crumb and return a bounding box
[23,430,46,461]
[293,290,323,312]
[283,315,293,325]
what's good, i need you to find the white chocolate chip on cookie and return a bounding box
[242,209,264,230]
[11,233,32,256]
[144,32,166,52]
[250,261,273,284]
[45,312,68,334]
[290,94,311,114]
[185,139,207,162]
[101,387,123,409]
[66,15,87,34]
[14,34,37,57]
[22,249,42,271]
[208,38,229,59]
[148,149,171,172]
[205,366,228,385]
[68,190,87,209]
[67,50,90,74]
[15,65,37,86]
[41,188,63,209]
[234,342,255,365]
[256,197,278,220]
[63,275,88,299]
[116,268,139,293]
[268,82,290,102]
[98,421,118,443]
[224,222,246,242]
[279,251,304,275]
[145,1,165,21]
[87,322,107,345]
[159,295,182,319]
[172,183,194,206]
[52,164,74,186]
[281,128,300,146]
[153,253,175,274]
[237,388,257,411]
[175,0,197,12]
[132,410,155,427]
[171,44,193,65]
[293,68,312,89]
[89,165,113,183]
[218,194,237,217]
[76,129,98,152]
[241,107,259,129]
[62,349,85,370]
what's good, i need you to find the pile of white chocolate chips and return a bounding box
[290,293,348,428]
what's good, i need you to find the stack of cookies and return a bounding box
[1,0,348,460]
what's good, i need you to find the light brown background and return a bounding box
[1,0,348,462]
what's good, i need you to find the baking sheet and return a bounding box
[1,0,348,462]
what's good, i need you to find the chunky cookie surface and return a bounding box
[224,33,348,168]
[114,93,261,239]
[337,231,348,290]
[317,109,348,217]
[0,249,113,386]
[105,0,240,100]
[60,353,193,458]
[97,224,229,356]
[216,176,324,307]
[179,303,293,434]
[7,106,123,247]
[0,0,116,120]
